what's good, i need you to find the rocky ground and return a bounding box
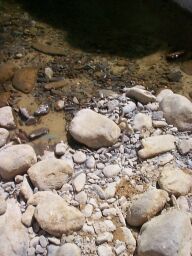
[0,1,192,256]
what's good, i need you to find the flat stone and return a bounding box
[69,109,121,149]
[103,164,121,178]
[12,67,38,93]
[126,188,169,226]
[125,86,156,104]
[0,144,37,180]
[137,209,192,256]
[73,151,87,164]
[0,62,18,83]
[158,165,192,196]
[0,128,9,147]
[20,176,33,201]
[138,135,176,159]
[21,205,35,227]
[73,173,86,192]
[34,192,85,236]
[133,113,152,131]
[55,243,81,256]
[28,159,73,190]
[0,199,29,256]
[0,106,16,129]
[160,93,192,131]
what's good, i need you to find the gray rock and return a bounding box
[0,128,9,147]
[177,139,192,155]
[82,204,93,217]
[103,164,121,178]
[73,173,86,192]
[55,243,81,256]
[138,135,176,159]
[126,188,169,226]
[160,93,192,131]
[69,109,121,149]
[137,209,192,256]
[75,191,87,205]
[156,89,174,103]
[55,142,68,156]
[0,199,29,256]
[73,151,87,164]
[28,159,73,190]
[125,86,156,104]
[0,106,16,129]
[39,235,48,248]
[0,144,37,180]
[133,113,152,131]
[122,102,136,113]
[158,165,192,196]
[86,156,95,169]
[20,176,33,201]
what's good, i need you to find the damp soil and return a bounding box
[0,0,192,153]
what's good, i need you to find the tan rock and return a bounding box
[0,106,15,129]
[21,205,35,227]
[0,62,18,83]
[0,128,9,147]
[12,67,38,93]
[125,86,156,104]
[138,135,176,159]
[20,176,33,201]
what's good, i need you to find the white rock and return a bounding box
[69,109,121,149]
[156,89,174,102]
[0,144,37,180]
[103,164,121,178]
[96,232,113,245]
[122,167,133,176]
[97,245,114,256]
[45,67,53,80]
[20,176,33,201]
[0,106,16,129]
[125,86,156,104]
[55,142,68,156]
[55,243,81,256]
[21,205,35,227]
[177,196,190,212]
[138,135,176,159]
[82,204,93,217]
[82,223,95,234]
[73,151,86,164]
[55,100,65,111]
[122,102,136,113]
[103,208,117,217]
[73,173,86,192]
[158,165,192,196]
[133,113,152,131]
[137,209,192,256]
[0,128,9,147]
[105,182,117,199]
[28,159,73,190]
[0,195,7,215]
[86,156,95,169]
[75,191,87,205]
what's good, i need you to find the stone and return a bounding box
[133,113,152,131]
[48,245,59,256]
[69,109,121,149]
[82,204,93,217]
[103,164,121,178]
[0,199,29,256]
[167,71,182,82]
[39,235,48,248]
[105,182,117,199]
[177,139,192,155]
[115,227,136,254]
[86,156,95,169]
[55,142,68,156]
[45,67,53,80]
[137,209,192,256]
[0,144,37,180]
[73,151,86,164]
[138,135,176,159]
[55,100,65,111]
[0,128,9,147]
[21,205,35,227]
[96,232,113,245]
[122,102,136,114]
[55,243,81,256]
[34,192,85,236]
[28,159,73,190]
[12,67,38,93]
[125,86,156,104]
[73,173,86,192]
[158,165,192,196]
[28,191,60,206]
[0,62,18,83]
[75,191,87,205]
[156,89,174,103]
[82,223,95,234]
[177,196,190,212]
[20,176,33,201]
[0,195,7,215]
[152,120,168,128]
[97,245,113,256]
[159,93,192,131]
[27,247,36,256]
[0,106,16,129]
[126,188,169,226]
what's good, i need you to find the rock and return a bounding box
[103,164,121,178]
[97,245,114,256]
[27,247,36,256]
[69,109,121,149]
[34,192,85,236]
[75,191,87,205]
[159,93,192,131]
[54,100,65,111]
[34,104,49,116]
[82,204,93,217]
[0,62,18,83]
[55,243,81,256]
[73,173,86,192]
[105,182,117,199]
[28,128,49,140]
[0,106,16,129]
[138,135,176,159]
[177,139,192,155]
[21,205,35,227]
[86,156,95,169]
[28,159,73,191]
[0,199,29,256]
[39,236,48,248]
[158,165,192,196]
[126,188,169,226]
[115,227,136,254]
[152,120,167,128]
[133,113,152,131]
[45,67,53,80]
[156,89,174,103]
[125,86,156,104]
[73,151,86,164]
[122,102,136,114]
[0,128,9,147]
[28,191,60,206]
[96,232,113,245]
[82,223,95,234]
[0,195,7,215]
[20,176,33,201]
[177,196,190,212]
[48,245,59,256]
[0,144,37,180]
[137,209,192,256]
[167,71,182,82]
[12,67,38,93]
[55,142,68,156]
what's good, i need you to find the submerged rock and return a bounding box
[0,62,18,83]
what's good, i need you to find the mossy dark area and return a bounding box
[8,0,192,57]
